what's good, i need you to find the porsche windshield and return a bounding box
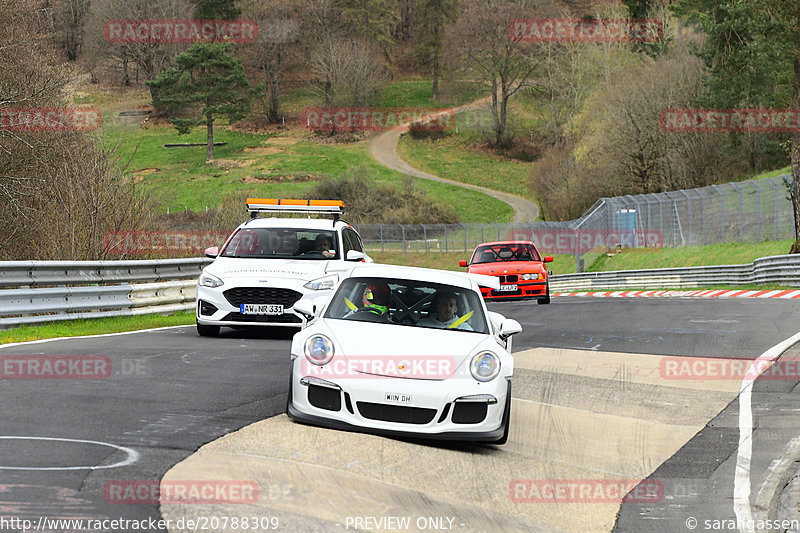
[324,277,489,334]
[220,228,339,259]
[471,243,541,264]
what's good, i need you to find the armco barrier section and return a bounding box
[0,259,210,327]
[1,255,797,327]
[549,254,800,292]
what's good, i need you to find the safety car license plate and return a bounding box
[240,304,284,315]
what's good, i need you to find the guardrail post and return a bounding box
[771,179,781,240]
[712,185,726,242]
[751,182,761,242]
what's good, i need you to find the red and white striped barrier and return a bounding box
[553,289,800,300]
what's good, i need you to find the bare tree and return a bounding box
[0,0,152,260]
[83,0,193,84]
[570,51,741,195]
[453,0,540,148]
[312,37,387,107]
[53,0,91,60]
[240,1,305,123]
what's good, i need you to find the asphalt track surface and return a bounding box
[1,296,799,532]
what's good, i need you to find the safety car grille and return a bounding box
[221,312,302,324]
[356,402,436,425]
[223,287,303,307]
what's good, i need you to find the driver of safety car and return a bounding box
[417,290,473,331]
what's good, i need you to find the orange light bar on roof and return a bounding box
[245,198,344,215]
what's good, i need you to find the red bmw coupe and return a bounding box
[459,241,553,304]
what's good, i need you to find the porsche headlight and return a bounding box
[304,334,334,365]
[470,351,500,382]
[303,274,338,291]
[199,273,223,288]
[521,273,531,280]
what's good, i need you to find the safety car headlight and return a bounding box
[199,273,224,288]
[470,351,500,382]
[304,334,334,366]
[303,274,338,291]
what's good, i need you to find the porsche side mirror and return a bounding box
[544,256,553,263]
[205,246,219,258]
[458,260,468,267]
[499,319,522,339]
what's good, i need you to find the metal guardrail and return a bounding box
[1,255,797,328]
[0,259,210,327]
[549,254,800,292]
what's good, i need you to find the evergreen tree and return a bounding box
[148,43,250,161]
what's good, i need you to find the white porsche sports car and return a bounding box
[286,264,521,444]
[195,198,371,336]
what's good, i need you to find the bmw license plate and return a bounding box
[240,304,284,315]
[385,393,412,404]
[498,284,518,292]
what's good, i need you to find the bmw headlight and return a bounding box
[304,334,334,365]
[303,274,338,291]
[521,273,531,280]
[470,351,500,382]
[199,273,224,288]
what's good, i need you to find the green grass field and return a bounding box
[586,240,796,272]
[94,78,511,222]
[0,312,195,344]
[396,134,535,201]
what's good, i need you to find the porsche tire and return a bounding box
[495,382,512,445]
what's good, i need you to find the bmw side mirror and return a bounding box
[458,260,468,267]
[544,256,553,263]
[499,319,522,340]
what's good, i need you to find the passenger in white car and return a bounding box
[417,291,473,331]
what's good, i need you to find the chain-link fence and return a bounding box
[353,175,796,256]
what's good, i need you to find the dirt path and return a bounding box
[369,98,540,223]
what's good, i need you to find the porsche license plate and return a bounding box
[385,393,412,404]
[498,284,518,292]
[240,304,284,315]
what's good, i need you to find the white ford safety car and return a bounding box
[286,264,521,444]
[195,198,371,336]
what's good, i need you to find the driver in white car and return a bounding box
[417,291,473,331]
